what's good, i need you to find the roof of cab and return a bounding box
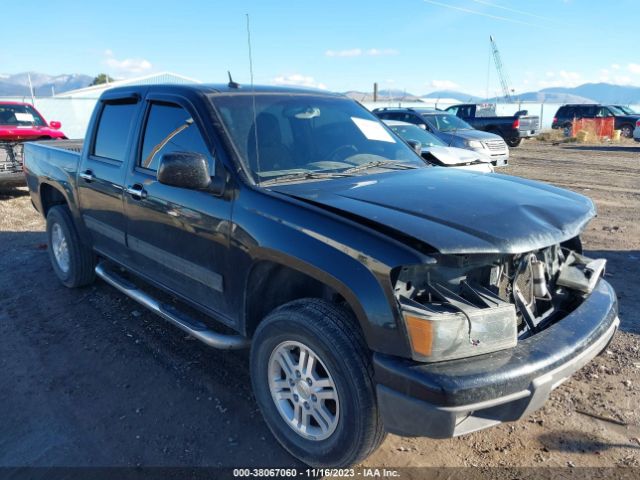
[100,83,345,98]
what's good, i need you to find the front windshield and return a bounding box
[0,104,46,126]
[615,105,636,115]
[423,113,472,132]
[210,93,424,183]
[607,105,625,115]
[388,123,446,147]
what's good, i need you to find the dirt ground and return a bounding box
[1,140,639,476]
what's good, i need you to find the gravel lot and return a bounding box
[1,140,638,474]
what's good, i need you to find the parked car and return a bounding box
[0,101,66,187]
[24,84,618,468]
[551,104,640,138]
[612,105,637,115]
[373,107,509,166]
[444,103,540,147]
[634,119,640,142]
[383,120,493,172]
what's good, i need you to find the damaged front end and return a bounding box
[393,238,607,363]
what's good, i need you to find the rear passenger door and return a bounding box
[77,93,141,262]
[123,94,233,319]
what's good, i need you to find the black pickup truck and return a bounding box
[445,103,540,147]
[24,84,618,467]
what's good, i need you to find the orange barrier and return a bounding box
[571,117,615,138]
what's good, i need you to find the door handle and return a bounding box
[126,184,147,200]
[79,170,94,182]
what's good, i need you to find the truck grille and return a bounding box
[485,139,507,152]
[0,143,24,173]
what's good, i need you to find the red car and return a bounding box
[1,101,66,187]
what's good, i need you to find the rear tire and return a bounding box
[46,205,96,288]
[620,124,634,138]
[250,299,386,467]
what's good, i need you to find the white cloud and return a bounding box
[325,48,398,58]
[628,63,640,74]
[537,70,583,88]
[611,63,620,70]
[325,48,362,57]
[272,74,327,90]
[428,79,460,90]
[366,48,398,56]
[104,50,152,76]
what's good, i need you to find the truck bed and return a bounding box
[23,140,83,197]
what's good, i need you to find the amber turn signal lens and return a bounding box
[404,314,433,357]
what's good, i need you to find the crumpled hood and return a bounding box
[424,146,492,166]
[272,168,596,254]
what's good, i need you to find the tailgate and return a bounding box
[518,116,540,132]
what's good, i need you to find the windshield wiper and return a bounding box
[260,171,353,186]
[341,160,418,174]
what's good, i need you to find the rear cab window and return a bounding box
[93,102,138,162]
[139,102,213,173]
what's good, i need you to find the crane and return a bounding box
[489,35,513,103]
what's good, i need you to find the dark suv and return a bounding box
[552,104,640,138]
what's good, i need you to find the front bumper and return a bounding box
[0,170,25,187]
[489,154,509,167]
[375,278,618,438]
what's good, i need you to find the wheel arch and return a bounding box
[241,252,408,356]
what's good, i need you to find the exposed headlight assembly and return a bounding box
[395,265,517,363]
[466,140,484,149]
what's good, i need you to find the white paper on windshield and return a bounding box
[15,112,34,122]
[351,117,396,143]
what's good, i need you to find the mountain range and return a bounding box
[344,83,640,105]
[0,72,93,97]
[2,72,640,105]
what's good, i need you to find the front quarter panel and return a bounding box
[229,186,430,357]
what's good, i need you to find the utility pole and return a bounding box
[27,73,35,104]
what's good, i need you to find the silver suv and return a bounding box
[373,107,509,166]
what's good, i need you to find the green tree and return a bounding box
[89,73,115,86]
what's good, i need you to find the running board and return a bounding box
[95,263,250,350]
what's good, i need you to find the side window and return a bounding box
[447,106,458,115]
[375,111,392,120]
[93,102,138,162]
[458,106,471,118]
[402,114,423,126]
[140,103,212,172]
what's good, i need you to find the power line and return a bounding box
[467,0,559,23]
[422,0,548,29]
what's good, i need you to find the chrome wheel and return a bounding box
[51,222,70,273]
[268,340,339,441]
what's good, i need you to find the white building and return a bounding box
[55,71,202,99]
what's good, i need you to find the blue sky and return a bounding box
[3,0,640,95]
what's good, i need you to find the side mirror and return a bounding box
[407,139,422,154]
[419,124,427,130]
[158,152,211,190]
[49,121,62,130]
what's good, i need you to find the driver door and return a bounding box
[123,93,232,319]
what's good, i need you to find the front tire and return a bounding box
[506,137,522,147]
[251,299,385,467]
[46,205,96,288]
